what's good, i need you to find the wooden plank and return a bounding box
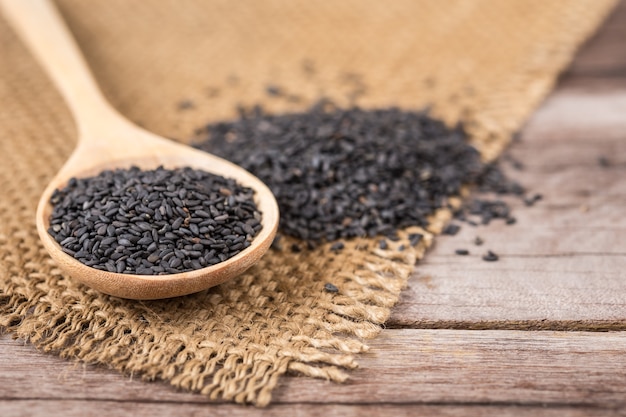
[391,260,626,328]
[518,88,626,143]
[0,401,622,417]
[2,330,626,410]
[0,335,209,404]
[562,0,626,77]
[388,84,626,327]
[274,329,626,407]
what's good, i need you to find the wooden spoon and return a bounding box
[0,0,279,300]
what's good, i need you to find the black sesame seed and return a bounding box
[455,249,469,255]
[266,85,284,97]
[271,234,283,251]
[147,253,160,264]
[116,261,126,274]
[137,236,153,246]
[196,209,211,218]
[171,217,183,230]
[598,156,610,167]
[324,283,339,293]
[230,243,244,251]
[474,236,484,246]
[408,233,423,247]
[524,193,543,207]
[177,100,194,110]
[330,241,345,252]
[136,221,152,231]
[482,250,499,262]
[442,224,460,236]
[110,251,124,261]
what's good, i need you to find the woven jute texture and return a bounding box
[0,0,616,406]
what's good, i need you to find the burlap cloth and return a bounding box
[0,0,616,406]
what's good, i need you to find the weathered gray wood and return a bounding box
[274,329,626,406]
[2,402,622,417]
[518,89,626,143]
[2,330,626,410]
[563,0,626,77]
[388,84,626,327]
[1,402,622,417]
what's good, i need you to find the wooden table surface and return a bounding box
[2,3,626,416]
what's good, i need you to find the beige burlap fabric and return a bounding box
[0,0,616,406]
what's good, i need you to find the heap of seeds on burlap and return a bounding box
[194,101,530,248]
[48,166,262,275]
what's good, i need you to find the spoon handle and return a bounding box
[0,0,122,137]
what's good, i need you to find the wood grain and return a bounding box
[3,330,626,410]
[2,402,621,417]
[388,83,626,328]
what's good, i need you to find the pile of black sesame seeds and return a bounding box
[48,166,262,275]
[195,102,485,242]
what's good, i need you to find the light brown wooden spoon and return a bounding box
[0,0,279,300]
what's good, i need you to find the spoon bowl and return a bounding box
[36,127,279,300]
[3,0,279,299]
